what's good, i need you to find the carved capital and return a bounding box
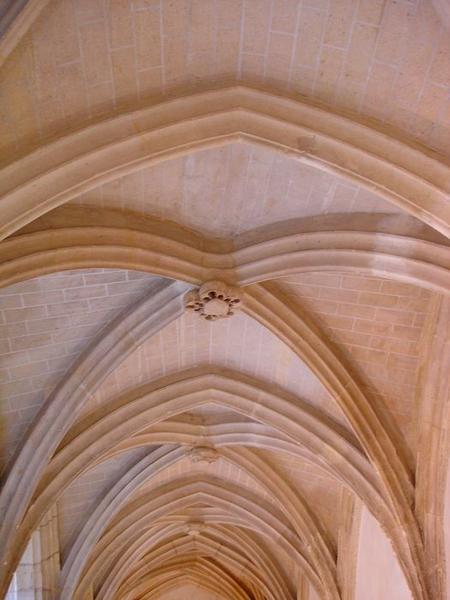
[184,281,242,321]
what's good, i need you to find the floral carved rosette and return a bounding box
[184,281,242,321]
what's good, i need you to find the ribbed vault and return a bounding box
[0,2,449,600]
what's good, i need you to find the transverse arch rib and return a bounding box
[1,209,449,293]
[78,476,322,598]
[23,368,398,600]
[0,280,188,598]
[243,283,429,600]
[0,86,448,240]
[0,283,432,599]
[105,524,293,600]
[0,229,443,597]
[60,445,337,599]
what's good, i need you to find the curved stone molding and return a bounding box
[61,446,327,599]
[0,86,449,240]
[76,477,321,599]
[61,446,187,599]
[0,279,189,598]
[415,296,450,599]
[0,279,432,599]
[224,447,337,598]
[337,489,362,600]
[184,281,242,320]
[17,369,387,600]
[34,372,408,600]
[98,522,291,600]
[0,277,434,600]
[122,559,256,600]
[139,570,245,600]
[125,560,250,600]
[2,366,378,599]
[1,210,449,293]
[121,539,280,600]
[39,369,380,500]
[2,236,442,597]
[89,522,288,600]
[103,420,322,473]
[0,11,447,600]
[0,1,51,69]
[84,492,303,599]
[243,283,429,600]
[116,537,283,600]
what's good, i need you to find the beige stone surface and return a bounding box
[354,506,413,599]
[79,310,341,424]
[277,272,434,455]
[0,269,162,466]
[157,584,225,600]
[70,142,403,238]
[446,459,450,596]
[1,0,449,164]
[0,2,448,600]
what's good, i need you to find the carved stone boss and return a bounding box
[184,281,242,321]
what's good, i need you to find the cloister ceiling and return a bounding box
[0,2,449,600]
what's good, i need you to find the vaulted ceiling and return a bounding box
[0,2,449,600]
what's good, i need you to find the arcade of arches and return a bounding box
[0,1,449,599]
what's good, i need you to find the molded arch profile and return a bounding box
[94,522,293,600]
[103,533,288,600]
[0,280,188,597]
[88,519,290,600]
[415,296,450,599]
[0,279,430,599]
[0,219,443,599]
[243,283,429,600]
[0,0,53,69]
[123,542,276,597]
[0,86,448,240]
[1,209,449,293]
[121,561,252,600]
[23,368,400,599]
[0,10,446,600]
[75,476,323,598]
[106,419,321,464]
[34,369,380,512]
[60,444,337,599]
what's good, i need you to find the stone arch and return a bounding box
[74,476,322,598]
[0,278,430,599]
[244,283,429,599]
[98,529,289,600]
[17,368,403,600]
[0,5,448,600]
[96,523,292,600]
[0,280,187,599]
[0,87,448,240]
[60,444,337,599]
[121,560,252,600]
[1,209,449,292]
